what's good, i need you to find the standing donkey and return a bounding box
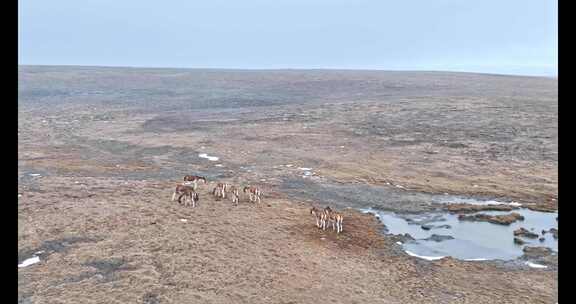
[243,186,262,204]
[183,175,207,190]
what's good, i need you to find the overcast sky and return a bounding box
[18,0,557,76]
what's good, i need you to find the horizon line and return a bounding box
[18,64,558,79]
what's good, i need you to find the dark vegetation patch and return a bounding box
[83,257,137,282]
[142,292,161,304]
[18,236,101,264]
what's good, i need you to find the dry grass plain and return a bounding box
[19,66,557,303]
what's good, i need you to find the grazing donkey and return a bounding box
[172,184,189,201]
[172,184,199,207]
[212,183,229,199]
[180,188,199,207]
[243,186,262,204]
[229,186,240,205]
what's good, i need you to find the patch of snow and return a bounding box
[395,185,405,189]
[198,153,219,161]
[285,164,293,167]
[35,251,45,255]
[18,194,22,198]
[180,219,188,223]
[298,167,312,171]
[509,202,523,207]
[396,242,403,245]
[215,164,223,167]
[29,174,41,177]
[18,256,40,268]
[464,258,489,261]
[525,261,547,269]
[405,250,445,261]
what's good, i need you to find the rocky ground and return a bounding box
[19,66,558,303]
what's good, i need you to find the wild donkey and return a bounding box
[212,183,229,200]
[183,175,207,190]
[172,184,200,207]
[243,186,262,204]
[311,206,344,234]
[229,186,240,205]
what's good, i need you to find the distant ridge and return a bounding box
[18,64,557,79]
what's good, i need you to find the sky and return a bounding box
[18,0,557,76]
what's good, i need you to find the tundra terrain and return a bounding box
[18,66,557,303]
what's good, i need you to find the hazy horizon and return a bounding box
[18,64,557,79]
[19,1,557,77]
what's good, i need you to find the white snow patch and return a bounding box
[29,174,41,177]
[396,242,403,245]
[405,250,445,261]
[464,258,489,261]
[215,164,223,167]
[395,185,405,189]
[180,219,188,223]
[18,194,22,198]
[285,164,293,167]
[525,261,547,269]
[509,202,523,207]
[298,167,312,171]
[18,256,40,268]
[198,153,219,161]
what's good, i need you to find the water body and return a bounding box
[363,208,558,261]
[281,177,557,261]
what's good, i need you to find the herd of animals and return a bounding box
[171,174,344,234]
